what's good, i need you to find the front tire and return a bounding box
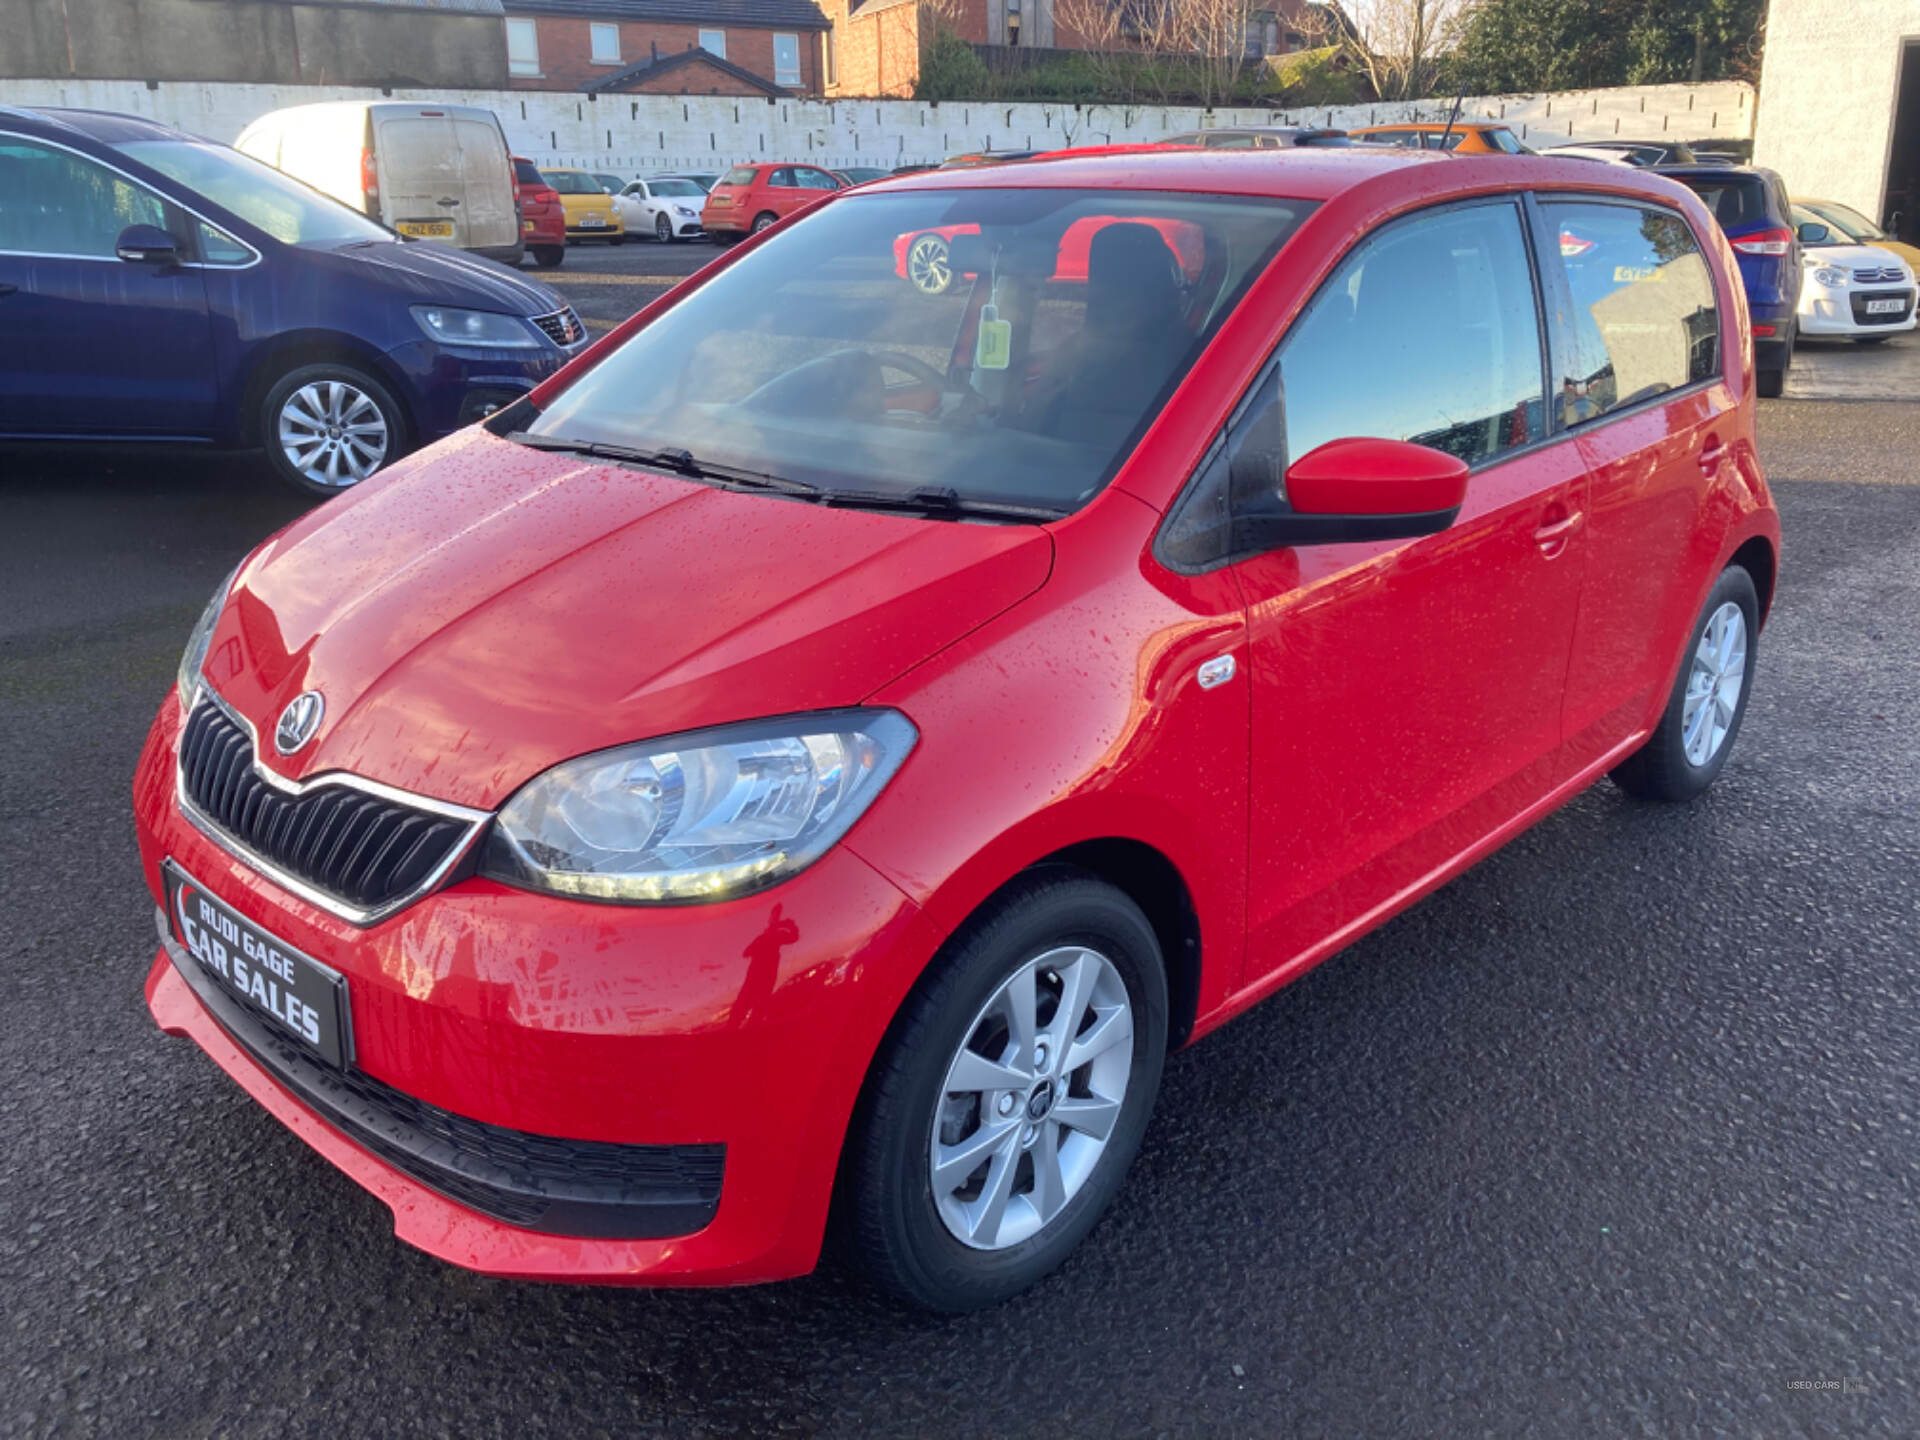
[609,232,626,246]
[1855,335,1892,345]
[259,362,406,499]
[904,232,953,296]
[656,214,674,243]
[1610,564,1759,801]
[841,870,1168,1313]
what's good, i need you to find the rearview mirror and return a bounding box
[1796,221,1831,244]
[116,224,180,266]
[1237,438,1467,548]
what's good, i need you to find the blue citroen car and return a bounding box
[0,107,589,495]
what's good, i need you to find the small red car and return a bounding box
[701,161,844,241]
[512,155,565,268]
[138,148,1778,1313]
[896,214,1208,296]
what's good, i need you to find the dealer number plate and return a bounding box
[163,861,353,1067]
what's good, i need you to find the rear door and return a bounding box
[375,110,464,244]
[451,115,517,250]
[0,133,218,438]
[1543,197,1739,775]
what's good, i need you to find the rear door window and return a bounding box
[1542,201,1720,421]
[1278,200,1547,467]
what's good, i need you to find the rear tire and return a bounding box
[840,870,1168,1313]
[751,210,778,234]
[531,245,564,269]
[258,362,407,500]
[1610,564,1760,802]
[1756,367,1785,398]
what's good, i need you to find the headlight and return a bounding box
[1812,267,1849,288]
[410,305,542,349]
[481,710,917,903]
[177,564,239,714]
[676,205,698,218]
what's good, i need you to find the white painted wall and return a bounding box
[2,75,1752,176]
[1753,0,1917,219]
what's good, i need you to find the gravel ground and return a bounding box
[2,399,1917,1438]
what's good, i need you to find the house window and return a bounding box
[698,28,726,59]
[505,17,540,76]
[590,22,620,63]
[773,32,800,87]
[825,28,836,86]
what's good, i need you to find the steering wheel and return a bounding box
[861,349,961,418]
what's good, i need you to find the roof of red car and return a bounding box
[862,144,1701,208]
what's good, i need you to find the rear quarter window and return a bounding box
[513,158,544,185]
[1544,201,1720,421]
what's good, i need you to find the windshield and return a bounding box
[649,178,705,198]
[110,140,389,246]
[545,171,603,195]
[525,188,1311,512]
[1810,201,1886,241]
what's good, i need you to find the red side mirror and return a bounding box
[1285,437,1469,518]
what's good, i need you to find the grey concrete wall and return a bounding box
[0,0,506,89]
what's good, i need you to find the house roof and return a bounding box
[503,0,828,28]
[581,44,790,96]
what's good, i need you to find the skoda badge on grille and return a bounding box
[274,690,325,755]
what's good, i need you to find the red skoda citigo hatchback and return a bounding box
[136,148,1779,1311]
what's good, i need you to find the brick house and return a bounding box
[816,0,1323,99]
[501,0,830,94]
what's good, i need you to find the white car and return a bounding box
[1796,238,1917,341]
[619,176,710,243]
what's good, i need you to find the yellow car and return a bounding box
[1794,198,1920,268]
[542,167,626,245]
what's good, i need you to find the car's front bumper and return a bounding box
[382,337,580,443]
[134,695,945,1285]
[1797,284,1918,336]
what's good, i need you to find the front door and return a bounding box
[1235,198,1590,986]
[0,134,217,438]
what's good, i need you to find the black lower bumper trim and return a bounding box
[157,912,723,1240]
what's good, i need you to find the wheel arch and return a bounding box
[238,331,417,449]
[1729,533,1776,625]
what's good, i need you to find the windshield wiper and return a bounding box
[812,486,1065,522]
[507,433,817,496]
[507,436,1060,521]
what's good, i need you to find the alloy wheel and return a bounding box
[656,213,673,242]
[1682,601,1747,766]
[276,380,389,488]
[907,234,952,295]
[929,946,1134,1251]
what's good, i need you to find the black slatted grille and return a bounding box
[180,699,470,914]
[531,306,586,347]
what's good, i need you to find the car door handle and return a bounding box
[437,198,460,207]
[1698,440,1728,475]
[0,283,16,298]
[1532,511,1584,551]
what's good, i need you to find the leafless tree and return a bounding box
[1297,0,1464,101]
[1055,0,1261,108]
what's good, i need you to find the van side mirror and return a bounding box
[1796,221,1831,244]
[1236,437,1467,548]
[116,224,180,266]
